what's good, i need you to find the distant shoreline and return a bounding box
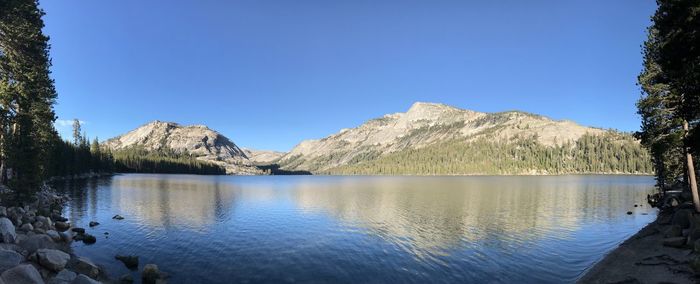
[93,172,655,177]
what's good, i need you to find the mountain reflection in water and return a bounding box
[52,174,656,284]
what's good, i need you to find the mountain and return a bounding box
[104,121,263,175]
[277,102,652,175]
[242,148,285,164]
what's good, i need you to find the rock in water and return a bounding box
[71,228,85,234]
[71,274,100,284]
[88,221,99,227]
[112,215,124,220]
[73,257,99,279]
[0,218,16,244]
[662,237,686,248]
[81,234,96,245]
[115,255,139,269]
[142,264,160,284]
[53,222,70,232]
[36,249,70,272]
[0,248,22,272]
[0,264,44,284]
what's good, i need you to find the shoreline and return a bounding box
[578,209,699,283]
[0,184,167,284]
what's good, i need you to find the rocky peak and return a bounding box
[405,102,459,119]
[278,102,607,172]
[104,122,262,175]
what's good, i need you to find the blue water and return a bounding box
[52,174,656,284]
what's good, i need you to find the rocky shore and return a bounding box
[579,206,700,283]
[0,185,167,284]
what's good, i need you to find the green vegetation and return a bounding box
[112,146,226,175]
[0,0,86,201]
[326,132,652,175]
[47,122,115,177]
[636,0,699,196]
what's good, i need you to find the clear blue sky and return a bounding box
[40,0,656,152]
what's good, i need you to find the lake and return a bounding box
[51,174,656,284]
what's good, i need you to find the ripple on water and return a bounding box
[53,174,657,284]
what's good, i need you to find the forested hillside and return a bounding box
[112,146,226,175]
[278,103,652,175]
[326,132,652,175]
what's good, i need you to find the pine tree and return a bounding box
[639,0,700,211]
[72,119,82,146]
[0,0,58,201]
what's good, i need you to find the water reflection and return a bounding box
[51,175,656,283]
[292,176,652,256]
[109,175,241,229]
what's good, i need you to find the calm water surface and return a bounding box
[52,174,656,284]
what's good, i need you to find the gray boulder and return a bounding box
[54,222,70,232]
[20,234,56,254]
[48,269,76,284]
[46,231,61,242]
[0,243,24,255]
[70,274,100,284]
[0,207,6,217]
[0,248,23,272]
[0,264,45,284]
[33,222,45,231]
[35,217,48,228]
[72,258,99,279]
[19,223,33,232]
[37,249,70,272]
[0,218,16,243]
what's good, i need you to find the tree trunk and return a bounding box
[684,120,700,212]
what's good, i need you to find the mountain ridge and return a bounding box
[277,102,648,174]
[104,120,262,175]
[102,102,650,175]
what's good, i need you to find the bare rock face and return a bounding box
[241,148,285,164]
[278,102,610,172]
[104,121,263,175]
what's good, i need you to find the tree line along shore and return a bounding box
[580,0,700,282]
